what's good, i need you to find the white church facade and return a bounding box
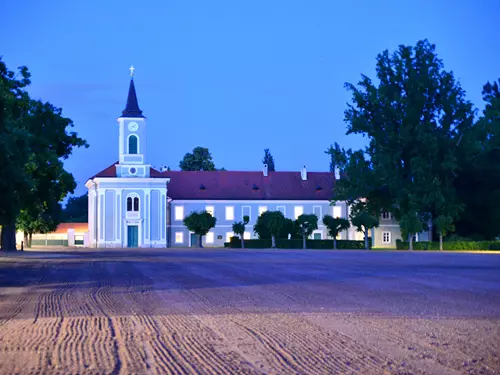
[86,74,430,248]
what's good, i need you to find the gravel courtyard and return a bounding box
[0,249,499,375]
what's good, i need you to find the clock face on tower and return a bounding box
[128,122,139,132]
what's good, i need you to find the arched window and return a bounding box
[128,135,138,154]
[126,194,140,212]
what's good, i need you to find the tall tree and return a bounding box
[62,194,88,223]
[262,148,275,171]
[14,100,85,247]
[322,215,350,250]
[183,211,217,247]
[232,215,249,248]
[454,79,500,240]
[339,40,474,250]
[0,59,87,251]
[296,214,318,249]
[0,59,32,250]
[179,146,216,171]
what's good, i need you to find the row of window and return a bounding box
[174,231,326,244]
[174,205,344,221]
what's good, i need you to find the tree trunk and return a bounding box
[29,232,32,248]
[439,233,443,251]
[271,235,276,248]
[0,222,17,251]
[409,233,414,251]
[333,237,337,250]
[364,230,369,250]
[199,234,203,248]
[24,232,28,248]
[302,234,306,249]
[240,234,245,249]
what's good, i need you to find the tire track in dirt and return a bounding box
[224,314,383,375]
[332,314,500,375]
[51,317,115,374]
[86,260,123,375]
[149,314,261,375]
[110,260,261,374]
[0,266,48,327]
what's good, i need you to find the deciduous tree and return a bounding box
[350,209,379,250]
[0,59,87,251]
[179,147,216,171]
[0,59,32,250]
[338,40,474,249]
[62,194,88,223]
[296,214,318,249]
[434,215,455,251]
[322,215,350,249]
[454,79,500,240]
[253,211,286,248]
[183,211,217,247]
[232,215,249,248]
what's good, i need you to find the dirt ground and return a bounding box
[0,249,499,375]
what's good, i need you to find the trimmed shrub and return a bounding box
[396,240,500,251]
[225,238,371,249]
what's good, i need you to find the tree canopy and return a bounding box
[0,58,87,250]
[350,210,379,250]
[179,146,217,171]
[322,215,350,249]
[253,211,287,248]
[62,194,88,223]
[262,148,275,171]
[296,214,318,249]
[453,79,500,240]
[183,211,217,247]
[333,39,477,249]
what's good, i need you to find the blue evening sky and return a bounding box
[1,0,499,195]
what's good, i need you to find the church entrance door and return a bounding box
[127,225,139,248]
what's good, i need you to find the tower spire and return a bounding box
[121,66,144,118]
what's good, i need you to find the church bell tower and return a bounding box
[116,66,150,178]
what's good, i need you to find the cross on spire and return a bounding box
[121,67,144,118]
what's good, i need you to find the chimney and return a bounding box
[334,167,340,180]
[300,165,307,181]
[263,164,268,177]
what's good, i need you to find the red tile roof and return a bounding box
[92,162,118,178]
[90,163,334,201]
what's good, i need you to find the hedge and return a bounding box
[396,239,500,251]
[225,237,372,249]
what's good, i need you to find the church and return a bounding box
[86,72,427,248]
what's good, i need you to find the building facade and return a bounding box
[86,76,429,248]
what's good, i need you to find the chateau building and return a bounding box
[86,74,429,248]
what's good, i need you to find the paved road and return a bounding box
[0,249,499,374]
